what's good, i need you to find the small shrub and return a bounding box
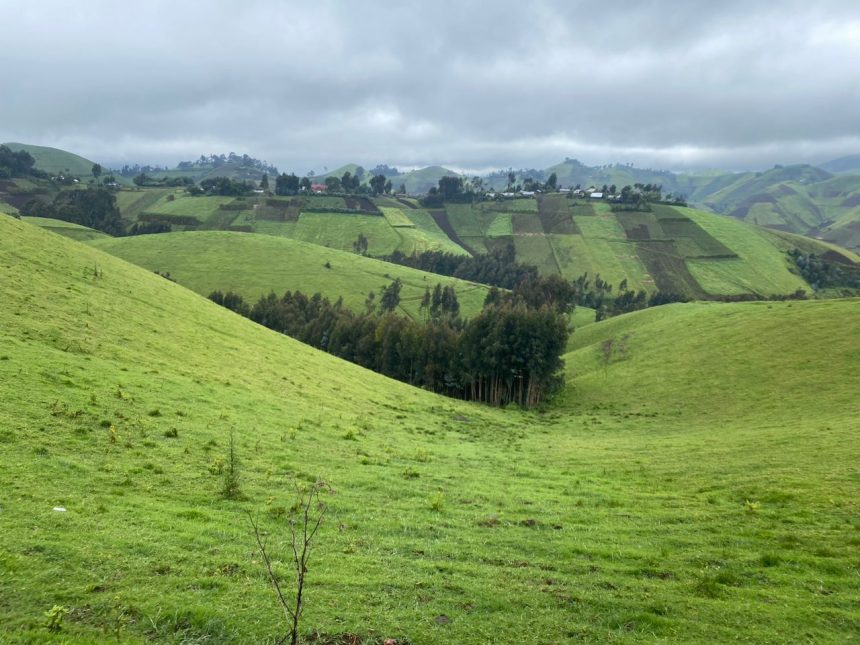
[220,432,243,500]
[402,467,419,479]
[45,605,69,633]
[148,409,162,417]
[163,428,179,438]
[428,491,445,512]
[208,456,226,475]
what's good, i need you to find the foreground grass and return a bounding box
[1,214,859,643]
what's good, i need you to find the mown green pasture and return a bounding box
[1,214,859,643]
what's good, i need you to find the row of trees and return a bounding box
[209,285,569,407]
[383,243,539,290]
[0,145,38,178]
[790,249,860,291]
[20,187,124,236]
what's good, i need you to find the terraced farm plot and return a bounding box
[481,198,538,213]
[573,213,627,240]
[512,234,559,274]
[681,208,810,295]
[302,195,347,210]
[511,211,544,234]
[400,209,470,255]
[485,212,513,237]
[379,206,415,227]
[293,212,401,254]
[115,189,176,221]
[145,195,237,218]
[537,194,578,234]
[614,210,665,240]
[636,240,704,296]
[444,203,486,237]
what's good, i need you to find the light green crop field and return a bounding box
[292,213,403,254]
[144,195,239,218]
[21,217,109,242]
[89,231,490,319]
[379,207,415,228]
[680,208,809,295]
[115,189,177,221]
[1,214,860,643]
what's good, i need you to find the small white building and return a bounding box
[590,192,604,199]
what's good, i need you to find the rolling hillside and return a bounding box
[439,197,851,298]
[115,189,860,299]
[2,142,102,178]
[1,213,859,642]
[89,231,492,319]
[22,216,109,242]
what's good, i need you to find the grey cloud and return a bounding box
[2,0,860,172]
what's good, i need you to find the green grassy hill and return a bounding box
[89,231,491,319]
[22,216,109,242]
[1,213,859,642]
[3,142,101,179]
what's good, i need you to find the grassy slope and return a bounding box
[89,231,490,319]
[22,216,108,242]
[2,215,859,643]
[3,142,100,178]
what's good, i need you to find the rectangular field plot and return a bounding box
[636,240,705,297]
[574,213,627,240]
[511,211,544,234]
[444,203,486,237]
[550,235,651,291]
[538,194,578,234]
[379,207,415,227]
[614,211,666,240]
[486,213,513,237]
[657,217,735,257]
[513,235,560,275]
[293,213,402,255]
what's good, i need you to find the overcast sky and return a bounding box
[2,0,860,173]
